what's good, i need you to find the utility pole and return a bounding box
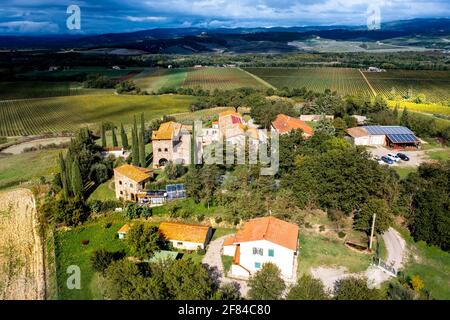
[369,213,376,250]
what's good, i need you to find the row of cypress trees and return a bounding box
[59,147,83,200]
[100,122,129,149]
[100,114,146,167]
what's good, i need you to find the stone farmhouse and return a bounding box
[113,164,153,201]
[152,121,191,168]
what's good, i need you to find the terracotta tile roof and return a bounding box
[159,222,211,244]
[114,164,152,183]
[272,114,313,136]
[232,216,299,251]
[223,235,236,246]
[346,127,369,138]
[118,224,130,234]
[219,110,241,118]
[152,121,181,140]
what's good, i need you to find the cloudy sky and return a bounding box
[0,0,449,35]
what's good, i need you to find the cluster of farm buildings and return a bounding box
[111,110,420,281]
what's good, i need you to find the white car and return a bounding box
[386,153,401,162]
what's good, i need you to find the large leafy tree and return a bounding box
[163,258,214,300]
[248,263,286,300]
[126,223,165,259]
[354,197,393,234]
[334,277,385,300]
[282,148,399,214]
[287,275,328,300]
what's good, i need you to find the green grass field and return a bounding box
[87,179,116,202]
[0,94,195,136]
[365,70,450,103]
[395,225,450,300]
[54,213,130,299]
[245,67,374,97]
[0,149,60,191]
[298,232,372,276]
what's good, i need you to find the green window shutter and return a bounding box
[268,249,274,257]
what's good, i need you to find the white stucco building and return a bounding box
[223,216,299,280]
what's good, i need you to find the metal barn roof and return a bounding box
[363,126,414,135]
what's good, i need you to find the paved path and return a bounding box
[202,235,249,297]
[382,227,406,271]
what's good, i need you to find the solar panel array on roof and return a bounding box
[166,184,186,199]
[363,126,414,135]
[386,134,419,143]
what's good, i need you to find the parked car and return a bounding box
[381,156,394,164]
[387,153,401,162]
[397,153,410,161]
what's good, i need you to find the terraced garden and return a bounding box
[245,67,374,97]
[364,70,450,103]
[0,94,195,136]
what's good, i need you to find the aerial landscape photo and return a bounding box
[0,0,449,307]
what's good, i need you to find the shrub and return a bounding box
[91,249,125,275]
[410,275,425,292]
[214,216,223,224]
[319,225,325,232]
[338,231,346,238]
[305,222,312,229]
[104,222,112,229]
[197,214,205,222]
[81,240,90,245]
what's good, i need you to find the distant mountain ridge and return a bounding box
[0,18,449,52]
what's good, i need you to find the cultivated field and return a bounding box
[0,94,195,136]
[0,82,112,100]
[183,67,269,90]
[364,70,450,103]
[245,67,374,97]
[134,68,187,93]
[0,189,45,300]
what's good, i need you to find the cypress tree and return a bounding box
[59,152,69,200]
[112,126,118,147]
[65,152,73,195]
[101,122,106,148]
[120,123,128,148]
[400,107,410,128]
[71,157,83,199]
[139,113,146,167]
[131,122,139,166]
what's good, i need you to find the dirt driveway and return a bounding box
[311,227,406,293]
[0,189,45,300]
[1,137,71,155]
[368,146,428,167]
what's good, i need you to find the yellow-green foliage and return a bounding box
[388,100,450,116]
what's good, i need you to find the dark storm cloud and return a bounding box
[0,0,449,34]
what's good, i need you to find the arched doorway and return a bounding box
[159,158,168,167]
